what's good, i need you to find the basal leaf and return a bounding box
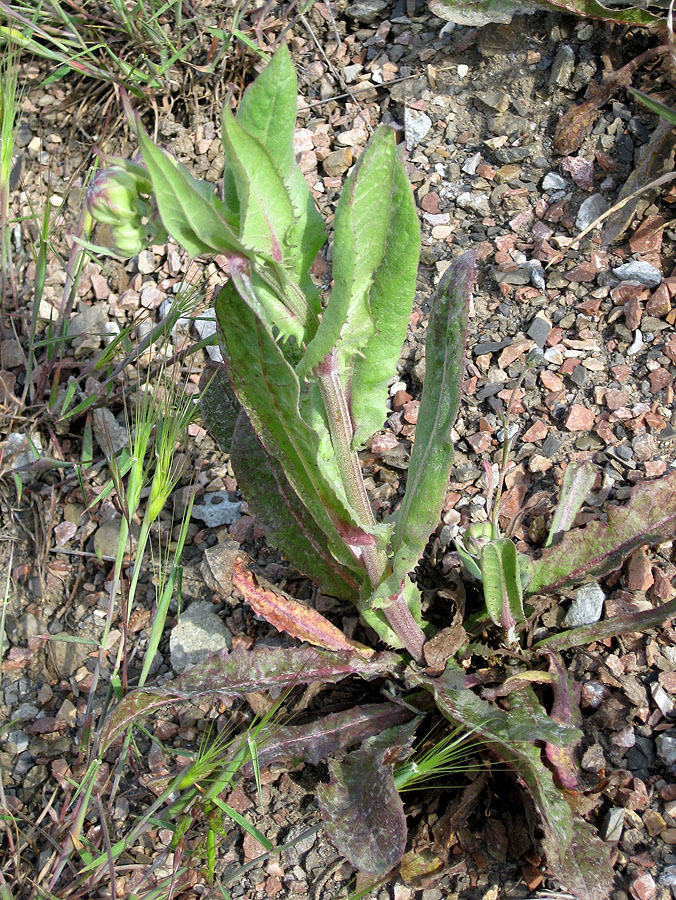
[317,729,410,876]
[226,44,326,283]
[349,155,420,448]
[231,556,368,652]
[246,703,413,773]
[132,118,244,258]
[527,469,676,594]
[534,594,676,652]
[542,816,614,900]
[297,127,397,380]
[541,649,582,789]
[102,646,402,752]
[388,251,475,583]
[545,461,596,548]
[199,362,241,452]
[230,410,363,599]
[480,538,525,643]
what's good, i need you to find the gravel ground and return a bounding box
[1,3,676,899]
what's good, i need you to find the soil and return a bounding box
[1,3,676,900]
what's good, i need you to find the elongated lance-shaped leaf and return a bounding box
[216,283,382,567]
[199,362,241,452]
[231,556,368,652]
[545,461,596,548]
[130,114,244,258]
[543,816,615,900]
[243,703,414,774]
[480,538,525,644]
[230,410,364,599]
[541,649,582,789]
[101,646,402,752]
[527,469,676,594]
[297,127,398,381]
[349,154,420,448]
[317,722,415,876]
[386,251,475,589]
[224,44,326,287]
[534,594,676,652]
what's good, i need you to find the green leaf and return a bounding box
[297,127,398,380]
[199,362,241,452]
[221,103,296,267]
[216,281,371,567]
[527,469,676,594]
[132,116,244,258]
[349,154,420,447]
[480,538,525,643]
[545,461,596,548]
[629,88,676,128]
[387,251,475,585]
[230,410,362,599]
[228,43,326,283]
[542,817,615,900]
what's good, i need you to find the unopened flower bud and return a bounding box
[463,521,494,556]
[86,166,140,226]
[110,220,146,257]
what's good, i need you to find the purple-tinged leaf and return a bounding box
[231,556,369,653]
[199,362,241,453]
[317,722,417,876]
[101,646,401,752]
[542,816,614,900]
[534,594,676,652]
[527,470,676,594]
[545,461,596,548]
[244,703,414,774]
[230,410,360,600]
[541,650,582,789]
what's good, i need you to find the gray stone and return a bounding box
[193,308,222,362]
[47,637,91,680]
[169,601,232,673]
[69,303,109,356]
[475,91,510,114]
[627,329,643,356]
[575,193,608,231]
[13,702,39,722]
[461,152,482,175]
[3,432,42,471]
[94,517,139,560]
[527,315,551,348]
[570,365,588,387]
[4,730,29,755]
[191,493,242,528]
[404,108,432,150]
[525,261,546,292]
[0,339,24,368]
[457,191,491,217]
[550,44,575,88]
[92,408,128,456]
[201,540,241,597]
[542,172,567,192]
[345,0,387,22]
[613,261,662,288]
[564,583,605,627]
[656,734,676,766]
[600,807,624,842]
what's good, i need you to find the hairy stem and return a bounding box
[316,350,386,586]
[383,590,425,664]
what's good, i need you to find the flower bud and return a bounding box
[110,220,146,257]
[86,166,140,226]
[463,521,494,557]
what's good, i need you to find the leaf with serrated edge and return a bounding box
[545,461,596,548]
[101,646,402,752]
[297,127,396,380]
[527,469,676,594]
[132,118,244,258]
[230,410,363,599]
[480,539,525,643]
[349,155,420,448]
[244,703,413,773]
[374,252,474,607]
[225,44,325,284]
[317,724,413,876]
[232,556,369,652]
[199,362,241,453]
